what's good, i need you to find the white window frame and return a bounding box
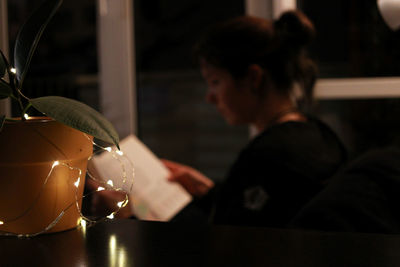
[245,0,400,99]
[97,0,137,137]
[0,0,11,116]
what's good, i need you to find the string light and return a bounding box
[117,200,126,208]
[10,68,16,74]
[23,113,29,120]
[0,136,135,238]
[79,218,87,236]
[74,177,80,188]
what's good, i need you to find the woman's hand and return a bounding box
[161,159,214,197]
[85,178,134,219]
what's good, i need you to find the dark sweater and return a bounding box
[211,117,347,227]
[290,147,400,234]
[172,117,347,227]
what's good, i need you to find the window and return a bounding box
[134,0,247,181]
[296,0,400,157]
[6,0,100,114]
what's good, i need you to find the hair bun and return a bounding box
[274,10,315,49]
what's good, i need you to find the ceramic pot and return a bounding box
[0,117,93,235]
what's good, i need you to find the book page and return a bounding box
[90,135,192,221]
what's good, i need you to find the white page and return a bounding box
[90,135,192,221]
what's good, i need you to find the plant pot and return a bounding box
[0,117,93,235]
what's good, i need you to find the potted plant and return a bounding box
[0,0,119,236]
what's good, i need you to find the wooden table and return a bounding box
[1,219,400,266]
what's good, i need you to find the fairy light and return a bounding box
[10,67,16,74]
[23,113,29,120]
[1,136,134,238]
[79,218,87,229]
[74,177,80,188]
[117,200,125,208]
[79,218,87,236]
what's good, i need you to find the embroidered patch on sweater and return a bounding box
[243,186,269,211]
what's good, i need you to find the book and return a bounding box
[89,134,192,221]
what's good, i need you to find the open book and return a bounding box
[89,135,192,221]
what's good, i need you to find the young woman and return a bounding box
[163,11,347,227]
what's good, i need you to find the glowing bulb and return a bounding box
[23,113,29,120]
[107,180,114,187]
[117,201,125,208]
[79,218,87,236]
[0,220,4,225]
[52,161,60,168]
[107,213,115,219]
[74,177,80,188]
[10,68,16,74]
[116,150,124,156]
[97,186,105,191]
[105,147,112,152]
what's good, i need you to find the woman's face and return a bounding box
[200,60,260,125]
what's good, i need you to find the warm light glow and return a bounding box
[97,186,105,191]
[0,220,4,225]
[52,161,60,168]
[79,218,87,235]
[107,180,114,187]
[10,68,16,74]
[23,113,29,120]
[109,235,117,250]
[74,177,80,188]
[107,213,115,219]
[117,201,125,208]
[105,147,112,152]
[118,248,127,267]
[116,150,124,156]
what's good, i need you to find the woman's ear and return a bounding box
[247,64,264,91]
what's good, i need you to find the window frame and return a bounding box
[245,0,400,99]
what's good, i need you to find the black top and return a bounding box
[290,146,400,234]
[174,117,347,227]
[211,117,347,227]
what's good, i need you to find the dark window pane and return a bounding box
[7,0,99,115]
[298,0,400,78]
[316,98,400,159]
[134,0,247,181]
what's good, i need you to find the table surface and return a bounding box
[1,219,400,267]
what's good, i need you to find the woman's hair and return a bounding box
[195,11,317,105]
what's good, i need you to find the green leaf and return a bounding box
[0,115,5,132]
[0,50,6,78]
[30,96,120,148]
[0,79,12,99]
[14,0,63,88]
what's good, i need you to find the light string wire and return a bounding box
[0,134,134,238]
